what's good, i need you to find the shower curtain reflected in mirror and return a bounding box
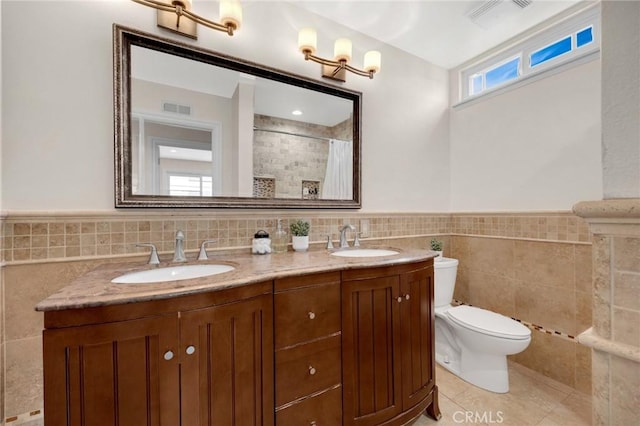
[322,139,353,200]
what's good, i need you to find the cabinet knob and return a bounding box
[163,350,174,361]
[397,296,402,303]
[308,311,316,320]
[405,294,410,300]
[310,421,317,426]
[185,345,196,355]
[309,366,317,375]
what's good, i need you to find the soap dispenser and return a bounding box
[272,219,288,253]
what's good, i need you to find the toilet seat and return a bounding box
[446,305,531,340]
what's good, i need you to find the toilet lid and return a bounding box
[446,305,531,340]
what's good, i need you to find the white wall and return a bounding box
[601,0,640,199]
[449,58,602,212]
[0,0,450,213]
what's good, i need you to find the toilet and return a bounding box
[433,257,531,393]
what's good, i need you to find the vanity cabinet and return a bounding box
[41,253,441,426]
[42,281,273,426]
[273,271,343,425]
[341,262,440,425]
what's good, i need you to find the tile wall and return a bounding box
[0,211,592,423]
[574,199,640,425]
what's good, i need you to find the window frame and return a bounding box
[459,5,600,102]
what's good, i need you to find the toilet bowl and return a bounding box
[433,257,531,393]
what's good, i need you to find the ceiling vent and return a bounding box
[162,102,191,116]
[466,0,533,29]
[512,0,532,9]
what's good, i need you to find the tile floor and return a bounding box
[416,361,592,426]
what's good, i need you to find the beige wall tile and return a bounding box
[3,261,102,340]
[575,291,593,336]
[613,237,640,272]
[452,265,470,303]
[464,237,515,278]
[575,244,593,294]
[514,240,575,290]
[613,272,640,311]
[591,350,610,426]
[591,235,612,338]
[511,331,576,389]
[463,269,516,318]
[1,269,4,421]
[515,282,576,335]
[574,343,592,395]
[0,342,4,422]
[610,356,640,425]
[449,235,470,260]
[4,337,43,418]
[612,308,640,347]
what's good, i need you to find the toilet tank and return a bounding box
[433,257,459,308]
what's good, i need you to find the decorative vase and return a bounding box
[292,235,309,252]
[435,250,443,261]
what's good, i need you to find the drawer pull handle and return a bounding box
[405,294,410,300]
[163,350,174,361]
[186,345,196,355]
[308,311,316,320]
[309,366,317,375]
[397,296,402,303]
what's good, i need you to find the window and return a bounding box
[530,36,572,67]
[469,56,521,95]
[169,175,213,196]
[460,6,599,101]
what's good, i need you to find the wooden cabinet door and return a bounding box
[342,276,402,426]
[43,314,180,426]
[399,266,435,411]
[180,294,274,426]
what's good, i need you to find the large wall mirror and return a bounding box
[114,25,361,208]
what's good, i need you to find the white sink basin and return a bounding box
[331,249,399,258]
[112,264,235,284]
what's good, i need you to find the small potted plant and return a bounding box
[290,219,310,252]
[430,237,443,260]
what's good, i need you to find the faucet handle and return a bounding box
[136,243,160,265]
[354,232,361,247]
[326,235,334,250]
[198,239,217,260]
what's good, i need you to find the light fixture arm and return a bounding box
[303,50,375,80]
[131,0,237,36]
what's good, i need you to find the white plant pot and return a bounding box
[434,250,443,261]
[292,235,309,252]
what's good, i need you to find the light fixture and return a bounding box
[298,28,381,82]
[131,0,242,40]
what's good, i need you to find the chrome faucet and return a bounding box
[339,224,357,248]
[173,230,187,262]
[136,243,160,265]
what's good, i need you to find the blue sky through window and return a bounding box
[530,36,572,67]
[577,27,593,47]
[485,57,520,90]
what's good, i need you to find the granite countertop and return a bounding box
[36,246,436,312]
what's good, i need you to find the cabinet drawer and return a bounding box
[275,386,342,426]
[274,282,341,349]
[275,335,341,407]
